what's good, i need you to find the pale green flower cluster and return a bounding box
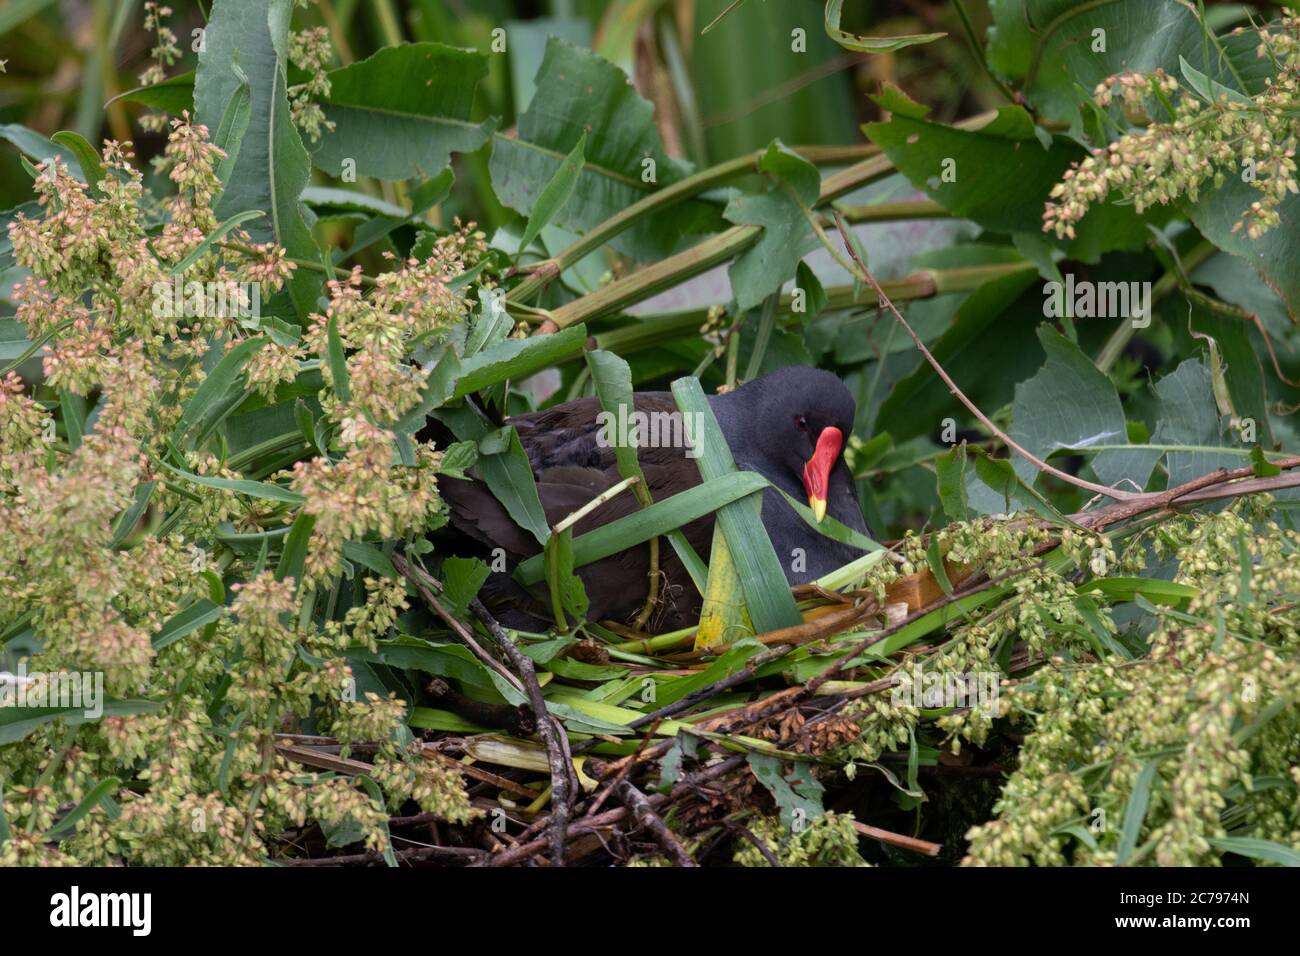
[1044,17,1300,241]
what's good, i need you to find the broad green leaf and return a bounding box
[1190,186,1300,323]
[313,43,496,182]
[864,109,1147,262]
[372,637,526,705]
[110,71,197,115]
[747,752,824,831]
[824,0,944,53]
[442,556,490,616]
[0,123,85,180]
[724,140,821,312]
[986,0,1208,129]
[877,266,1039,442]
[194,0,321,320]
[489,38,723,262]
[438,406,551,547]
[1151,358,1238,486]
[1007,326,1160,492]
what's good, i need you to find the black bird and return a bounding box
[438,365,868,632]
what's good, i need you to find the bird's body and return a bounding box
[438,366,869,632]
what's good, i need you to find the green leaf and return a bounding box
[864,109,1147,262]
[194,0,322,320]
[1006,326,1161,493]
[724,140,821,312]
[0,699,161,745]
[453,325,588,398]
[586,349,708,595]
[171,336,268,450]
[49,131,103,194]
[518,131,586,257]
[212,60,252,185]
[44,777,120,840]
[489,38,723,262]
[0,123,85,180]
[313,43,497,182]
[1078,577,1198,606]
[110,71,197,115]
[672,377,802,633]
[1116,759,1159,865]
[442,555,489,616]
[515,471,769,586]
[153,599,226,651]
[276,511,317,586]
[544,526,589,626]
[935,443,969,521]
[0,0,58,37]
[824,0,944,53]
[986,0,1209,130]
[168,209,265,278]
[326,313,351,404]
[877,266,1039,443]
[1210,837,1300,867]
[1179,55,1252,106]
[747,752,824,832]
[439,406,552,547]
[159,460,305,504]
[1190,187,1300,323]
[1151,358,1239,486]
[793,260,828,320]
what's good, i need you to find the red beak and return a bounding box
[801,426,842,523]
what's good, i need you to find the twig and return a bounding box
[728,820,781,866]
[616,780,697,866]
[466,594,577,868]
[392,553,524,695]
[851,820,943,857]
[283,845,483,866]
[830,212,1141,502]
[396,554,576,865]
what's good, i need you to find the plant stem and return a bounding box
[589,261,1035,356]
[831,212,1140,502]
[508,144,883,304]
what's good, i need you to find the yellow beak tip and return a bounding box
[810,497,828,523]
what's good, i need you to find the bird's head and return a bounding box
[722,366,858,523]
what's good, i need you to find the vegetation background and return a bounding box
[1,0,1299,868]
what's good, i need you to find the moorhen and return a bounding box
[439,365,869,632]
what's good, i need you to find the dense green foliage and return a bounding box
[0,0,1298,867]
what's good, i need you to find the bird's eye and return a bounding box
[794,415,808,431]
